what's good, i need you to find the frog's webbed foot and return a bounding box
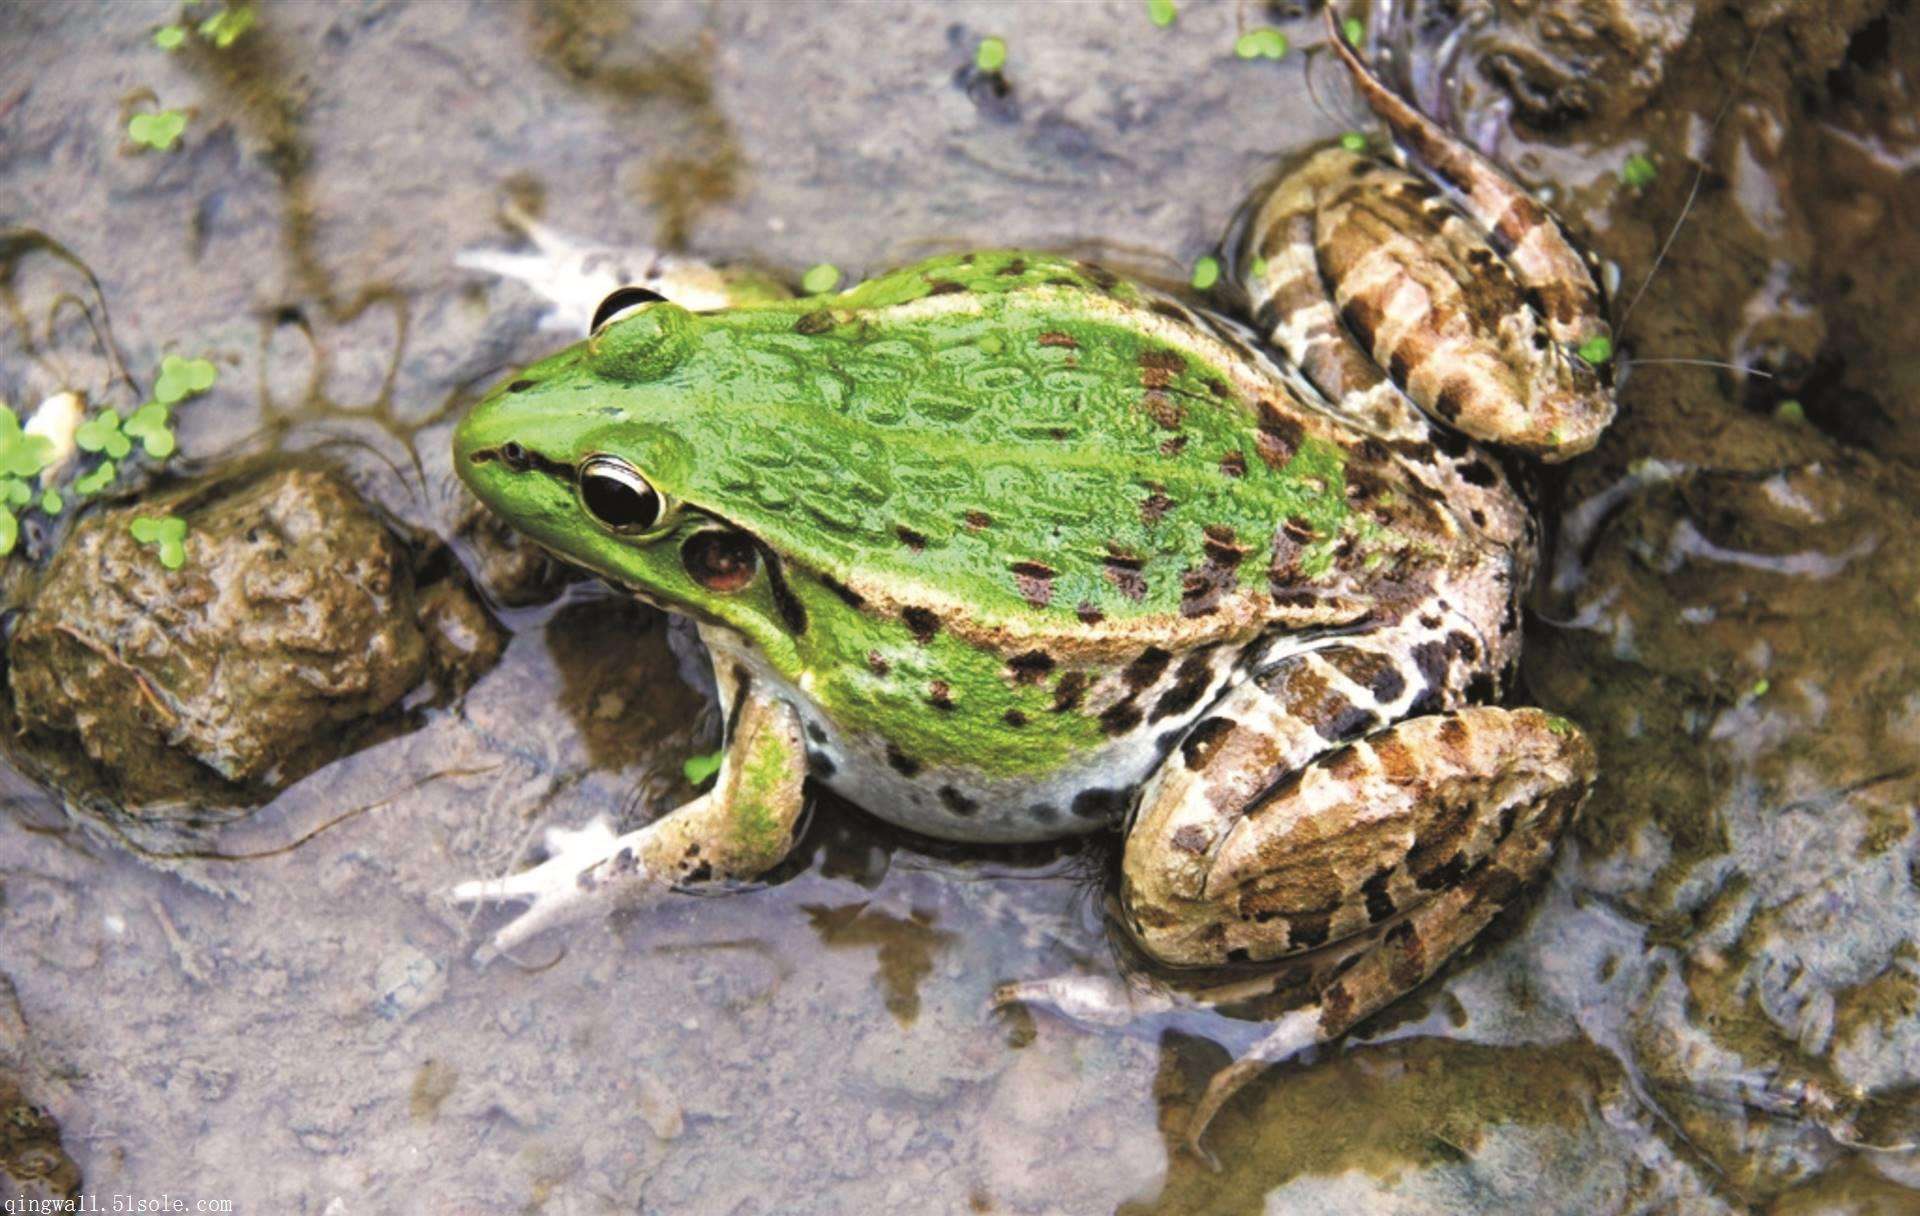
[455,202,790,333]
[1118,704,1596,1155]
[450,816,675,963]
[450,680,808,963]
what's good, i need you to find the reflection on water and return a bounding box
[0,0,1917,1211]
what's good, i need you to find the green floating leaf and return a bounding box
[198,5,256,49]
[682,749,724,786]
[76,411,132,460]
[40,489,62,516]
[153,24,187,50]
[1190,255,1220,291]
[975,36,1006,73]
[1235,28,1287,59]
[1577,335,1615,366]
[125,402,176,459]
[1749,678,1770,699]
[1343,17,1365,46]
[128,109,188,151]
[131,514,189,569]
[1148,0,1176,27]
[1250,256,1268,279]
[0,478,30,508]
[0,509,15,557]
[154,354,217,405]
[800,263,841,295]
[1339,131,1369,153]
[73,462,117,497]
[1620,153,1658,189]
[1774,399,1806,424]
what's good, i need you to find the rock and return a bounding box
[0,1069,81,1204]
[7,464,500,816]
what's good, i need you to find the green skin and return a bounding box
[455,251,1425,814]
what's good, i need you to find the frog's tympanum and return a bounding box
[452,11,1612,1148]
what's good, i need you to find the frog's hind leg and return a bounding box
[1143,704,1595,1152]
[450,665,808,962]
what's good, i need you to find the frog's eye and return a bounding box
[591,286,668,335]
[682,528,758,593]
[577,455,662,534]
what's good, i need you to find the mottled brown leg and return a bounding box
[1163,706,1595,1152]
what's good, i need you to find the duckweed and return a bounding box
[1190,255,1220,291]
[72,462,116,498]
[1342,17,1365,46]
[683,749,724,785]
[1148,0,1176,27]
[75,410,132,460]
[153,25,187,50]
[125,402,176,459]
[128,110,187,151]
[197,5,256,49]
[1621,153,1658,189]
[975,36,1006,74]
[129,515,189,570]
[1577,335,1614,366]
[153,354,217,405]
[1775,399,1806,423]
[1234,29,1287,60]
[0,409,55,478]
[1340,131,1368,153]
[801,263,841,294]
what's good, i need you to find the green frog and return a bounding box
[451,11,1610,1148]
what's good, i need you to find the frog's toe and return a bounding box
[449,817,663,963]
[1182,1007,1320,1161]
[989,973,1169,1027]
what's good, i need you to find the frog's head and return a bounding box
[454,292,790,640]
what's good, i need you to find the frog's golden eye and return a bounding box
[577,455,661,534]
[591,286,668,335]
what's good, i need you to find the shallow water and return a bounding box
[3,1,1918,1212]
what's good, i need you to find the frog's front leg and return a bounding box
[451,669,807,962]
[1128,704,1595,1151]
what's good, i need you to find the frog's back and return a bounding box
[674,252,1477,660]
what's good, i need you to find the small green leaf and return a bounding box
[1343,17,1365,46]
[1577,335,1614,366]
[153,25,187,49]
[40,489,62,515]
[154,354,217,404]
[1620,153,1658,189]
[975,36,1007,73]
[1340,131,1369,153]
[73,462,117,497]
[0,509,15,557]
[198,5,256,49]
[1235,28,1287,59]
[1774,399,1805,424]
[0,432,53,478]
[1750,678,1770,699]
[125,402,177,459]
[75,411,132,460]
[0,479,30,508]
[683,749,724,786]
[800,263,841,295]
[1147,0,1176,27]
[128,109,188,151]
[131,514,189,569]
[1250,256,1268,279]
[1190,255,1220,291]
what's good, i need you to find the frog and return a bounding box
[450,8,1611,1150]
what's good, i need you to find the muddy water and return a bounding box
[2,1,1917,1212]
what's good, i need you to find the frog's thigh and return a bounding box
[640,683,808,883]
[1123,705,1594,970]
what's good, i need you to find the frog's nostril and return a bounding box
[507,379,535,393]
[500,442,531,471]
